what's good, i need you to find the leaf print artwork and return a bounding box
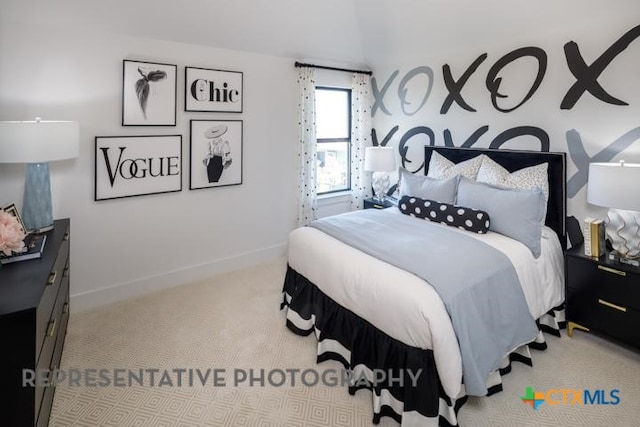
[135,67,167,118]
[122,60,176,126]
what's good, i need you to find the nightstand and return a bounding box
[565,244,640,348]
[363,198,396,210]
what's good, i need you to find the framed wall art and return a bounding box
[185,67,243,113]
[95,135,182,201]
[190,120,243,190]
[122,60,177,126]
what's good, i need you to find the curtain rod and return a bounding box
[294,61,372,76]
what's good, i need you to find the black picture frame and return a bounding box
[122,60,177,126]
[184,67,243,113]
[2,203,27,234]
[189,120,243,190]
[95,135,183,201]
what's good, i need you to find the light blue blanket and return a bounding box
[310,208,539,396]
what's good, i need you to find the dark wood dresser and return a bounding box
[565,243,640,348]
[0,219,70,427]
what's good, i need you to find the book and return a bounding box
[583,217,595,256]
[590,219,605,257]
[582,217,605,257]
[0,233,47,264]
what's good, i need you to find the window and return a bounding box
[315,87,351,194]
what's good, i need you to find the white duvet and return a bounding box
[287,210,564,399]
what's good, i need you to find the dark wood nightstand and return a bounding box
[363,198,396,210]
[565,244,640,348]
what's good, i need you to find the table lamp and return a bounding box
[587,161,640,263]
[364,146,396,202]
[0,118,79,232]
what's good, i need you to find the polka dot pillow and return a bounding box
[427,151,485,180]
[398,195,491,234]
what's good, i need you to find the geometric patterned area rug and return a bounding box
[50,258,640,426]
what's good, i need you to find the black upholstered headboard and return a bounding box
[424,146,567,249]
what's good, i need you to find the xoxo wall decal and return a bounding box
[370,24,640,198]
[372,24,640,116]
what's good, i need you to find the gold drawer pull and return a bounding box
[63,232,70,241]
[598,299,627,312]
[597,265,626,276]
[47,271,57,286]
[46,318,57,337]
[63,302,69,314]
[48,364,58,380]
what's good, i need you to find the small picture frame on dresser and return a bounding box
[607,250,640,268]
[2,203,27,234]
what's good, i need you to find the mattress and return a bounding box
[287,209,564,399]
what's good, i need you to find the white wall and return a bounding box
[0,21,299,310]
[369,14,640,223]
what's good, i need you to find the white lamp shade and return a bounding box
[364,146,396,172]
[588,161,640,211]
[0,120,79,163]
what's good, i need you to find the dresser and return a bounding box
[565,243,640,348]
[0,219,70,427]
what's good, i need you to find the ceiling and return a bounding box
[3,0,639,68]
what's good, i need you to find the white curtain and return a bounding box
[297,67,317,226]
[350,72,373,210]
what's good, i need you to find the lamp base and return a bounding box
[22,163,54,233]
[605,208,640,259]
[371,171,390,203]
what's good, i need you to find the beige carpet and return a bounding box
[50,258,640,426]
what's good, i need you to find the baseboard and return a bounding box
[71,243,287,312]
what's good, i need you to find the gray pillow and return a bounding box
[398,168,458,204]
[456,177,545,257]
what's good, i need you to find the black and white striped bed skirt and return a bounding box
[281,265,565,426]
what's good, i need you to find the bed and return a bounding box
[281,146,567,426]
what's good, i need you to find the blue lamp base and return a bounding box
[22,163,54,233]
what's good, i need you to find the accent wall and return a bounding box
[370,19,640,223]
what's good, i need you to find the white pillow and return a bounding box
[476,156,549,221]
[427,151,485,180]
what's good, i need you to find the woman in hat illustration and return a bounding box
[202,124,232,183]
